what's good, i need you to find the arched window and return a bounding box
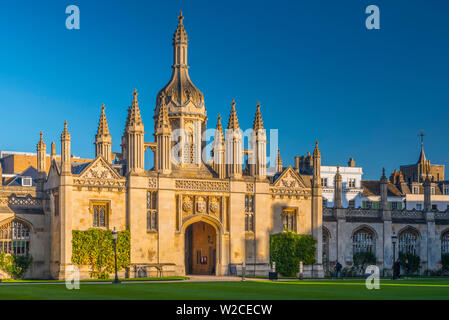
[352,227,375,254]
[441,231,449,255]
[399,228,419,255]
[0,220,30,255]
[322,228,330,259]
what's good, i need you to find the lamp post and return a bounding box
[112,227,120,284]
[391,233,397,280]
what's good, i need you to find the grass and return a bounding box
[0,278,448,300]
[0,276,189,283]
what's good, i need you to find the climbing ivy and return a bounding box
[270,231,316,276]
[72,228,130,279]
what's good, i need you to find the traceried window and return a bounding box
[282,209,297,232]
[442,232,449,255]
[352,228,375,254]
[147,191,158,232]
[245,195,254,232]
[91,201,109,228]
[399,229,419,255]
[0,220,30,256]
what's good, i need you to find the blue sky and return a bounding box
[0,0,448,179]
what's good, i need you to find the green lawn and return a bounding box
[0,279,449,300]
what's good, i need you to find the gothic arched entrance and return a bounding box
[185,221,217,275]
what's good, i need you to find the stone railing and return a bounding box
[346,208,380,218]
[435,211,449,220]
[175,179,229,192]
[391,209,425,220]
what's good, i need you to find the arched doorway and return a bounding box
[185,221,217,275]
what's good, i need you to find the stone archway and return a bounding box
[185,221,217,275]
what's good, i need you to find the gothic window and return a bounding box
[245,195,254,213]
[442,232,449,255]
[147,191,158,232]
[282,209,297,232]
[352,227,375,254]
[399,228,419,255]
[322,228,330,259]
[245,195,254,232]
[348,200,355,208]
[91,201,109,228]
[0,220,30,256]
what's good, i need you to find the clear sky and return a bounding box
[0,0,448,179]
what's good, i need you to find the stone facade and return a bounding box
[0,13,448,280]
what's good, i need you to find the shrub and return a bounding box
[0,252,33,279]
[72,228,130,279]
[270,231,316,277]
[399,252,420,274]
[353,251,376,275]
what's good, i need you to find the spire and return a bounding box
[173,10,188,46]
[227,99,240,130]
[216,114,224,140]
[37,131,46,150]
[37,131,46,174]
[50,142,56,162]
[157,95,170,134]
[253,101,264,131]
[417,129,427,163]
[276,148,283,172]
[128,89,143,127]
[61,120,71,140]
[381,167,388,183]
[313,140,321,158]
[335,165,342,179]
[96,104,110,137]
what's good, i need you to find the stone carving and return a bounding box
[83,161,115,180]
[196,197,206,214]
[148,178,158,189]
[210,202,219,214]
[74,158,125,190]
[246,183,254,193]
[175,179,229,192]
[280,172,298,188]
[182,197,193,212]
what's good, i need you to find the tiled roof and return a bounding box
[362,180,403,197]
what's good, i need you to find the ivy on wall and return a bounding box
[0,252,32,279]
[72,228,130,279]
[270,231,316,276]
